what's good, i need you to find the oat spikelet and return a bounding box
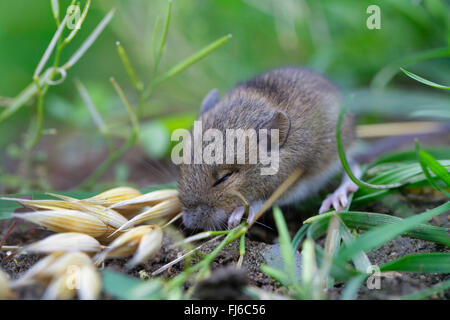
[77,264,102,300]
[24,233,102,253]
[40,252,99,300]
[110,198,181,236]
[0,197,80,211]
[14,210,108,238]
[42,272,77,300]
[108,189,178,210]
[0,269,11,300]
[127,225,163,268]
[10,253,63,288]
[95,225,157,262]
[84,187,142,206]
[43,252,92,277]
[47,193,129,229]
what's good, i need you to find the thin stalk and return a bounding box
[237,233,246,268]
[153,0,172,75]
[337,104,403,190]
[166,224,247,290]
[79,78,139,189]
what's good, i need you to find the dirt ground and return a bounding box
[1,185,448,300]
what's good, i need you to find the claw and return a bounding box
[228,206,245,229]
[246,201,263,225]
[319,176,359,214]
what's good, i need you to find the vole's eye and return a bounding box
[212,170,236,187]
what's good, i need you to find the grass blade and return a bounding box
[380,253,450,273]
[401,68,450,90]
[337,104,403,190]
[74,79,108,135]
[0,69,53,123]
[63,0,91,45]
[63,9,115,70]
[33,13,69,79]
[291,224,308,251]
[273,206,297,284]
[415,140,450,197]
[142,34,232,101]
[304,211,450,246]
[51,0,60,24]
[336,202,450,262]
[116,41,143,91]
[153,0,172,73]
[340,274,367,300]
[339,221,371,273]
[102,269,163,299]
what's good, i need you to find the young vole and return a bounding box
[178,67,359,231]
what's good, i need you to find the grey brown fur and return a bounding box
[178,67,355,230]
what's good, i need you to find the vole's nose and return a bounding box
[181,209,200,230]
[181,205,228,231]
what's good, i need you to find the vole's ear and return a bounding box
[200,89,219,114]
[260,110,291,148]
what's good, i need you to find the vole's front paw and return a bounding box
[319,179,358,214]
[227,201,264,229]
[228,206,245,229]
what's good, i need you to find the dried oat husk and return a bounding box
[0,269,12,300]
[110,198,181,236]
[46,193,129,229]
[24,233,102,254]
[127,225,163,268]
[95,225,163,266]
[77,264,102,300]
[10,253,64,288]
[108,189,178,210]
[83,187,142,207]
[14,210,108,238]
[0,197,80,211]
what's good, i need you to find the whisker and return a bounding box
[254,221,274,231]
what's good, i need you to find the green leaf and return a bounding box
[151,34,232,87]
[0,69,52,124]
[337,104,403,190]
[415,140,450,197]
[304,211,450,246]
[102,269,163,299]
[335,202,450,262]
[339,221,371,273]
[380,253,450,273]
[273,206,297,284]
[153,0,172,73]
[340,274,367,300]
[260,265,289,285]
[401,68,450,90]
[369,148,450,167]
[291,224,309,251]
[314,245,361,283]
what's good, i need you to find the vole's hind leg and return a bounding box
[319,162,361,214]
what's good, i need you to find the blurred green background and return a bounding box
[0,0,449,192]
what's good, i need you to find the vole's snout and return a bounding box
[182,204,228,231]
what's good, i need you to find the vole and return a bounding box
[178,66,361,231]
